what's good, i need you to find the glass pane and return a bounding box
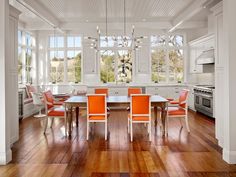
[18,30,22,45]
[100,50,115,83]
[75,37,81,47]
[151,49,166,83]
[18,47,22,83]
[168,35,183,47]
[57,37,64,48]
[117,50,132,83]
[49,51,64,83]
[151,35,166,47]
[169,49,184,83]
[117,36,132,47]
[67,37,74,48]
[100,36,115,47]
[67,50,81,83]
[26,33,31,47]
[49,37,55,48]
[25,49,32,83]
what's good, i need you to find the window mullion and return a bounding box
[64,35,67,84]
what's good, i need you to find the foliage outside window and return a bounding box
[18,30,35,84]
[49,51,64,83]
[151,35,184,83]
[117,50,132,83]
[48,36,82,84]
[100,50,115,83]
[67,50,82,83]
[151,49,166,83]
[99,36,133,83]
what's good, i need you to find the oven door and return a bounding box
[194,93,213,117]
[201,96,213,113]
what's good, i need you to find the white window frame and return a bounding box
[98,36,134,83]
[150,33,187,84]
[18,30,36,85]
[47,34,83,84]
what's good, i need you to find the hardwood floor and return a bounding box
[1,109,236,177]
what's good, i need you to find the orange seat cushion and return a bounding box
[89,115,106,120]
[48,107,65,117]
[54,101,64,105]
[169,100,179,104]
[128,114,149,121]
[168,107,186,116]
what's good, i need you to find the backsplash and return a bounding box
[188,73,215,85]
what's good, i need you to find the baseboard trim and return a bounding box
[0,149,12,165]
[223,149,236,164]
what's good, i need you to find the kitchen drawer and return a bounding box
[109,88,127,96]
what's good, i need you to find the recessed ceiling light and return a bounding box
[86,19,89,22]
[142,18,146,22]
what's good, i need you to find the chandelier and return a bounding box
[85,0,146,51]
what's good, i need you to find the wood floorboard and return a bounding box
[1,109,236,177]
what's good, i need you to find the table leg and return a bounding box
[68,106,73,136]
[76,107,79,127]
[154,106,158,128]
[160,103,167,136]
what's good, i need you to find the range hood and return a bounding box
[196,48,215,65]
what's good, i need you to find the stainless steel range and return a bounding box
[193,85,215,118]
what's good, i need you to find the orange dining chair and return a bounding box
[166,89,190,133]
[128,87,142,97]
[95,88,110,111]
[128,94,151,142]
[87,94,109,140]
[43,90,68,135]
[127,87,142,111]
[95,88,109,96]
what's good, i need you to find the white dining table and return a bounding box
[64,95,169,136]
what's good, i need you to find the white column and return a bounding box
[222,0,236,164]
[0,0,12,164]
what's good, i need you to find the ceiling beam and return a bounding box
[16,0,60,28]
[169,0,209,32]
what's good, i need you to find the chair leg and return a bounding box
[50,117,54,128]
[127,118,130,134]
[87,121,89,140]
[105,121,107,140]
[185,115,190,132]
[166,116,169,136]
[149,121,151,141]
[44,117,48,134]
[64,114,67,136]
[179,118,183,128]
[130,122,133,142]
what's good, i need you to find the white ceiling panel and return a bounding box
[36,0,194,22]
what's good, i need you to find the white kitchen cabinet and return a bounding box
[146,87,169,98]
[146,86,186,100]
[109,87,127,96]
[188,86,195,111]
[189,34,214,74]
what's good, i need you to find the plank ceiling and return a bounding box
[36,0,194,22]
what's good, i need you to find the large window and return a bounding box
[48,35,82,83]
[151,34,184,83]
[18,30,36,84]
[100,50,115,83]
[99,36,133,83]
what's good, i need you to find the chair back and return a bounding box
[95,88,108,96]
[31,92,42,105]
[128,87,142,97]
[26,84,37,98]
[87,94,106,115]
[43,90,54,109]
[131,94,150,115]
[178,89,189,109]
